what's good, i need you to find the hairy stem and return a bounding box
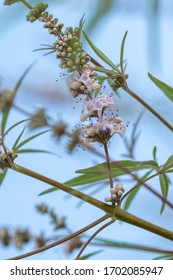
[7,214,109,260]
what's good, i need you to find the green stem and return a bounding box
[14,164,112,213]
[7,214,109,260]
[123,82,173,132]
[114,208,173,241]
[12,165,173,241]
[20,0,33,9]
[103,143,114,189]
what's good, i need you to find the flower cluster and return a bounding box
[104,182,125,204]
[38,11,64,36]
[26,3,49,22]
[55,27,91,72]
[79,93,126,144]
[25,3,90,72]
[67,65,100,97]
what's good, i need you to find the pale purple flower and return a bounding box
[78,71,93,91]
[85,94,115,118]
[103,119,126,137]
[66,65,100,95]
[80,116,126,144]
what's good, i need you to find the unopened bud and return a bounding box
[104,197,112,202]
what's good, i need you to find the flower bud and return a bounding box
[70,81,81,90]
[104,197,112,202]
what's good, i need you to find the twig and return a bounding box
[7,214,109,260]
[75,217,116,259]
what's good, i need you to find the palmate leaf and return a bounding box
[148,73,173,102]
[159,173,169,214]
[39,160,158,196]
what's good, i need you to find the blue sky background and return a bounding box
[0,0,173,260]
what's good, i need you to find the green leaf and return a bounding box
[165,169,173,173]
[15,149,56,155]
[78,14,85,39]
[152,146,157,162]
[12,126,26,151]
[39,160,158,196]
[123,187,140,211]
[82,31,120,72]
[153,254,173,260]
[148,73,173,102]
[4,119,30,137]
[77,160,158,174]
[38,187,58,196]
[120,31,128,73]
[14,129,51,151]
[92,237,173,255]
[0,169,8,187]
[161,155,173,172]
[79,250,103,260]
[65,160,158,187]
[123,170,153,211]
[95,66,117,76]
[159,173,169,214]
[1,62,36,134]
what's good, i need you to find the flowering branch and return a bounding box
[2,0,173,259]
[9,164,173,241]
